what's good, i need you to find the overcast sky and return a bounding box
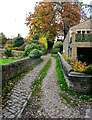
[0,0,91,38]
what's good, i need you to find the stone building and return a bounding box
[63,18,92,65]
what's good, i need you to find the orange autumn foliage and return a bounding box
[26,2,86,41]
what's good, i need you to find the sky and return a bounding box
[0,0,91,39]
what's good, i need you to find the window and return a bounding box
[87,31,90,34]
[77,31,81,34]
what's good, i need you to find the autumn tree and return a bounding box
[26,2,86,41]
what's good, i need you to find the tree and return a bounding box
[0,33,7,45]
[14,36,25,47]
[26,2,86,41]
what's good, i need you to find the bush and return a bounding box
[14,37,25,47]
[12,46,21,51]
[4,49,12,57]
[27,40,37,45]
[21,51,27,58]
[29,49,42,59]
[4,44,13,49]
[53,41,63,54]
[32,34,39,40]
[39,37,48,50]
[53,41,63,49]
[20,42,27,51]
[53,48,61,54]
[83,64,92,75]
[25,43,42,55]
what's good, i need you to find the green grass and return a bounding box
[0,58,19,65]
[31,58,52,96]
[2,58,43,109]
[51,54,92,106]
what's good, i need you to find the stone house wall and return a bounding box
[63,19,92,60]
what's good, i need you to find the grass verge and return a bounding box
[2,58,43,109]
[0,58,19,65]
[31,58,52,96]
[51,54,92,106]
[22,59,52,118]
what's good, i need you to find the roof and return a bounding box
[70,19,91,30]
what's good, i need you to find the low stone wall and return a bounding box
[1,57,40,85]
[0,49,23,57]
[58,52,92,94]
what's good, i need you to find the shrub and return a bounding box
[53,48,61,54]
[53,41,63,49]
[14,37,25,47]
[4,44,13,49]
[83,64,92,75]
[12,46,21,51]
[20,42,27,51]
[25,43,42,55]
[27,40,37,45]
[32,34,39,40]
[73,61,87,72]
[29,49,42,59]
[4,49,12,57]
[39,37,48,50]
[21,51,27,58]
[53,41,63,54]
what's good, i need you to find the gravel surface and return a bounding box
[22,57,92,119]
[2,54,91,119]
[2,54,51,119]
[40,57,84,118]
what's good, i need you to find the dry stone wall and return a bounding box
[1,57,40,85]
[0,49,23,57]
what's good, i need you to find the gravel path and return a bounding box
[2,54,91,119]
[2,54,51,119]
[40,57,84,118]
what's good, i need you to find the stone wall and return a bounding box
[0,49,23,57]
[58,52,92,94]
[63,31,70,57]
[1,57,40,85]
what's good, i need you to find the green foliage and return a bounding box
[32,34,39,40]
[70,37,72,43]
[29,49,42,59]
[53,41,63,49]
[27,40,37,44]
[0,32,7,45]
[75,34,92,42]
[53,48,61,54]
[31,59,51,95]
[4,44,13,49]
[25,43,41,55]
[4,49,12,57]
[21,51,27,58]
[12,46,22,51]
[83,64,92,75]
[52,54,92,105]
[14,37,25,47]
[53,41,63,54]
[0,58,18,65]
[39,37,48,50]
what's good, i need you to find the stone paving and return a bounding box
[2,54,51,119]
